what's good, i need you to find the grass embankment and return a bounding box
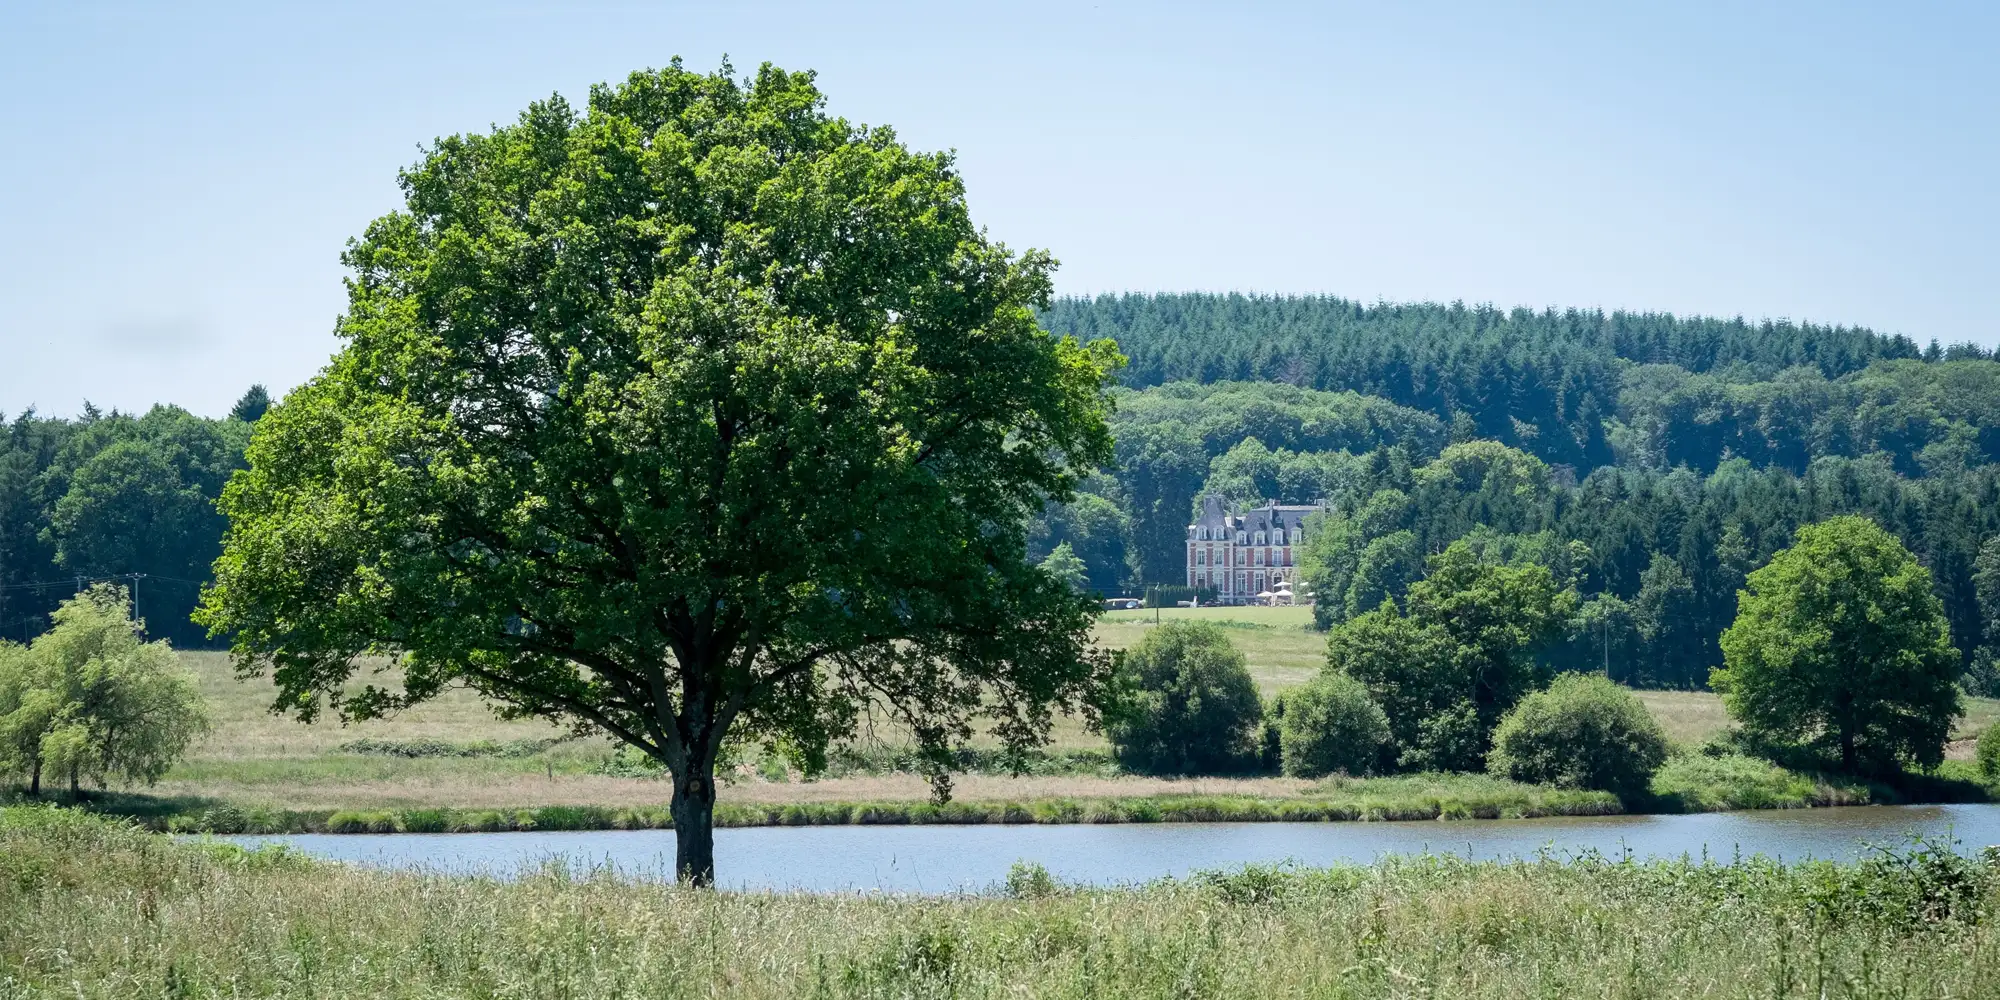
[6,807,1999,998]
[41,612,2000,832]
[116,772,1625,835]
[109,762,1995,835]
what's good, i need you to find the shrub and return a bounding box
[1487,674,1668,799]
[1004,861,1061,898]
[1978,725,2000,780]
[1400,701,1486,773]
[1278,673,1390,777]
[1104,621,1262,775]
[337,736,571,759]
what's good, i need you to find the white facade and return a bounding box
[1185,495,1326,602]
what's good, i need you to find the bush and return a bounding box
[1004,861,1062,898]
[1487,674,1668,799]
[1400,701,1486,773]
[1105,621,1262,775]
[336,737,570,759]
[1978,725,2000,780]
[1278,673,1390,778]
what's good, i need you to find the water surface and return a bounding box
[220,803,2000,893]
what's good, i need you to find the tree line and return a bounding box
[1108,515,1963,790]
[0,388,266,648]
[1040,292,1994,474]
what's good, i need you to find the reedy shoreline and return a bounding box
[4,806,1998,999]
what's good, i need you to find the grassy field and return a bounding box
[1097,604,1323,692]
[5,806,1999,998]
[82,614,2000,819]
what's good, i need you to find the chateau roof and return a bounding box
[1191,495,1326,534]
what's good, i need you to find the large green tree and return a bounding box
[197,62,1121,884]
[1103,621,1262,775]
[1714,516,1961,773]
[1329,541,1576,770]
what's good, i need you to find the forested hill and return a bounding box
[1027,294,2000,695]
[1041,293,1995,473]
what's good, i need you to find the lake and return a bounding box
[210,803,2000,893]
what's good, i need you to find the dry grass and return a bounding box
[721,773,1314,804]
[1632,689,1731,745]
[159,641,2000,813]
[1632,687,2000,747]
[185,651,579,758]
[149,768,1313,811]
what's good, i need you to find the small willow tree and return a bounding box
[0,586,208,796]
[198,61,1121,884]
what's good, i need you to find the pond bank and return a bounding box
[208,804,2000,891]
[63,755,1995,835]
[10,806,1998,995]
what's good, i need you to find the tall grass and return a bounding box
[4,806,1997,998]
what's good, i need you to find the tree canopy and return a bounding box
[13,269,2000,702]
[1714,516,1961,773]
[1328,541,1576,771]
[0,585,206,795]
[1104,620,1262,775]
[195,62,1122,885]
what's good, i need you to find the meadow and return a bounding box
[3,806,1998,998]
[79,608,2000,828]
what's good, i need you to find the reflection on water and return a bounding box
[216,803,2000,894]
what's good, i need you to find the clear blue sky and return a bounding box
[3,1,1995,417]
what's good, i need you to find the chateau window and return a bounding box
[1253,531,1265,545]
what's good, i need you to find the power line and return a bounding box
[0,571,148,593]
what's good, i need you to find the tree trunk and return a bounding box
[671,759,718,887]
[68,764,80,798]
[28,760,40,797]
[1840,728,1856,773]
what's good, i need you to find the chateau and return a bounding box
[1185,495,1327,603]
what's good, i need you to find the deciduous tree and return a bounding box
[1714,516,1961,773]
[1330,541,1576,770]
[196,62,1120,884]
[0,586,207,795]
[1104,621,1262,775]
